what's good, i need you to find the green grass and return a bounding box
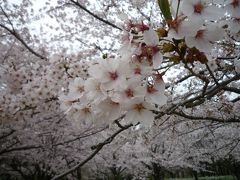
[167,175,236,180]
[200,175,235,180]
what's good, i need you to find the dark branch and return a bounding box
[173,111,240,123]
[223,86,240,94]
[91,123,132,150]
[0,6,47,60]
[155,74,240,120]
[0,145,42,155]
[0,129,15,140]
[232,96,240,102]
[51,123,133,180]
[68,0,122,31]
[206,63,219,85]
[217,56,237,60]
[54,126,108,146]
[0,24,47,60]
[114,114,126,129]
[174,74,193,84]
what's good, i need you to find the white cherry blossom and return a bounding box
[68,77,85,98]
[227,18,240,34]
[84,78,107,105]
[207,59,218,72]
[181,0,222,21]
[110,77,145,103]
[129,61,152,77]
[124,98,155,127]
[224,0,240,17]
[145,74,167,106]
[96,98,122,124]
[185,23,224,52]
[88,58,129,91]
[168,18,202,40]
[234,59,240,73]
[143,28,163,68]
[2,1,240,179]
[71,102,95,127]
[58,93,77,112]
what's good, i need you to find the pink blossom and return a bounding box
[124,98,155,127]
[143,28,163,68]
[181,0,222,21]
[88,58,129,91]
[110,77,145,103]
[145,74,167,106]
[84,78,107,105]
[185,23,224,52]
[224,0,240,17]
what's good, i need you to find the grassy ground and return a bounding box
[167,175,236,180]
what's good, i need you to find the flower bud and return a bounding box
[157,28,167,37]
[169,56,181,63]
[162,43,175,52]
[102,54,108,59]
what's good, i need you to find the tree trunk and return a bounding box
[77,167,82,180]
[192,171,198,180]
[232,162,240,180]
[152,163,165,180]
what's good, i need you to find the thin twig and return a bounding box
[0,24,47,60]
[173,111,239,123]
[175,0,181,19]
[51,123,133,180]
[206,63,219,85]
[0,6,47,60]
[69,0,122,31]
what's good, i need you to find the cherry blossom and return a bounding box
[124,98,155,127]
[224,0,240,17]
[110,77,145,104]
[96,98,122,124]
[168,18,202,40]
[143,28,163,68]
[227,18,240,34]
[234,59,240,73]
[146,76,167,105]
[185,23,224,52]
[0,0,240,179]
[68,77,85,98]
[181,0,222,21]
[88,58,129,91]
[84,78,107,105]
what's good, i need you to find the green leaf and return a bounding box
[157,0,172,22]
[102,53,108,59]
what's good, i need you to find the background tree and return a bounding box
[0,0,239,179]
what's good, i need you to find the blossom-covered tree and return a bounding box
[0,0,240,179]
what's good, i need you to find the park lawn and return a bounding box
[167,175,236,180]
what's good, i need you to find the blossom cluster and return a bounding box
[59,0,240,128]
[0,53,91,123]
[59,24,167,128]
[0,0,240,178]
[166,0,240,70]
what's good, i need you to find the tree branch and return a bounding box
[54,126,108,146]
[155,74,240,120]
[0,129,15,140]
[206,63,219,85]
[51,123,133,180]
[232,96,240,102]
[0,24,47,60]
[223,86,240,94]
[173,111,240,123]
[0,145,42,155]
[0,6,47,60]
[68,0,122,31]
